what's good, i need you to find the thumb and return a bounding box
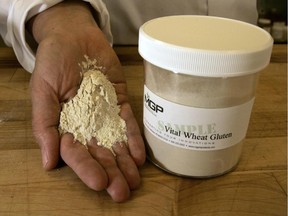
[34,127,60,170]
[30,76,61,170]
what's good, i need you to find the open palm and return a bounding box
[30,22,145,202]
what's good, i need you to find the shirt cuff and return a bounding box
[5,0,112,73]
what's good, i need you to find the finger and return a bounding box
[30,76,61,170]
[33,126,60,170]
[88,140,130,203]
[60,134,108,191]
[120,103,146,167]
[113,142,141,190]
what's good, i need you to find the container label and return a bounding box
[143,85,254,151]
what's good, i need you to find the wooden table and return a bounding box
[0,45,286,216]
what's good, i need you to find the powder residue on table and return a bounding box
[58,57,127,153]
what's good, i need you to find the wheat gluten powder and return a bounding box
[58,58,127,153]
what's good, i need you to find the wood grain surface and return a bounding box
[0,45,286,216]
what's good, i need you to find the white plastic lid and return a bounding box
[138,16,273,77]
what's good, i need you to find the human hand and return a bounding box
[28,1,145,202]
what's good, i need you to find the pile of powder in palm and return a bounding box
[58,58,127,153]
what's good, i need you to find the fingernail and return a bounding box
[112,142,127,154]
[41,147,48,168]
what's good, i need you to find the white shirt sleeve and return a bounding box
[102,0,257,45]
[0,0,257,72]
[0,0,112,73]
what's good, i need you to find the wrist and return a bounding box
[27,1,97,43]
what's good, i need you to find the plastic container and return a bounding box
[271,22,287,43]
[138,16,273,177]
[258,18,272,33]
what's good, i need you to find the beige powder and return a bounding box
[144,63,257,177]
[58,57,127,153]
